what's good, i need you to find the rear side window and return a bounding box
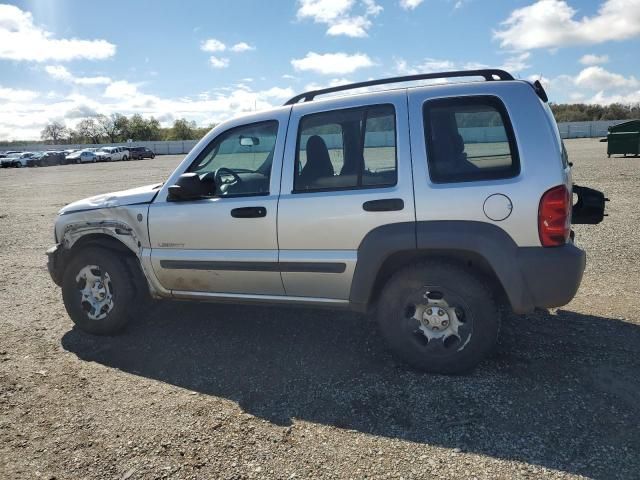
[294,104,397,192]
[423,96,519,183]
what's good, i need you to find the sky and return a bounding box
[0,0,639,140]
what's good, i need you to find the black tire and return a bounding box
[151,154,155,159]
[122,155,128,161]
[376,261,500,374]
[62,247,136,335]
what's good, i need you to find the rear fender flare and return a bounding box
[349,221,532,313]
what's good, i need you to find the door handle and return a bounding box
[230,206,267,218]
[362,198,404,212]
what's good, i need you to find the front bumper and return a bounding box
[514,243,586,312]
[47,244,63,286]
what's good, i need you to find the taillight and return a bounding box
[538,185,571,247]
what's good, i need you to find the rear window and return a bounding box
[423,96,519,183]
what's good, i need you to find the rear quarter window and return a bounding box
[423,95,520,183]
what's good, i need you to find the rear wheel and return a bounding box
[122,155,128,161]
[376,261,500,374]
[62,248,136,335]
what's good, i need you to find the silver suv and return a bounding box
[47,70,607,373]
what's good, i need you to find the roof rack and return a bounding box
[284,69,514,105]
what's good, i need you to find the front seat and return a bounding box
[298,135,334,189]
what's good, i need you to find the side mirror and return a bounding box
[167,173,214,201]
[239,135,260,147]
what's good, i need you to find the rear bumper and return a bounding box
[47,244,63,286]
[513,243,586,312]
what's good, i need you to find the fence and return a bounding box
[6,119,630,155]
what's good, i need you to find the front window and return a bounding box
[188,120,278,197]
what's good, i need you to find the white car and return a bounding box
[66,150,98,164]
[98,146,129,161]
[1,152,34,168]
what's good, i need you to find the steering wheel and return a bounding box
[214,167,242,187]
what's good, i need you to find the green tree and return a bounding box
[97,113,127,143]
[76,118,102,144]
[40,121,68,144]
[169,118,197,140]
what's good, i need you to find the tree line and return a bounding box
[549,103,640,122]
[37,114,214,146]
[2,103,639,147]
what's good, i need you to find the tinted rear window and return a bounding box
[423,95,519,183]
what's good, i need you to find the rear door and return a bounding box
[277,90,414,300]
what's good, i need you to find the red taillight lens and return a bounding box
[538,185,571,247]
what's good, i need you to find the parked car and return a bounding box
[128,146,155,160]
[47,69,608,374]
[98,146,129,161]
[26,152,46,167]
[93,148,112,162]
[40,151,65,166]
[0,150,21,159]
[66,150,98,164]
[62,150,79,165]
[1,152,34,168]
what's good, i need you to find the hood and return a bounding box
[59,183,161,214]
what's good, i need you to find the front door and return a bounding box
[148,113,288,295]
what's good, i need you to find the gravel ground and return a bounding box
[1,139,639,480]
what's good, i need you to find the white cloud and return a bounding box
[400,0,424,10]
[574,66,639,90]
[499,52,531,73]
[297,0,382,37]
[104,80,139,99]
[201,38,226,52]
[395,53,529,76]
[230,42,255,52]
[45,65,112,86]
[588,89,640,104]
[579,54,609,65]
[0,4,116,62]
[304,78,352,91]
[297,0,354,22]
[0,86,40,102]
[0,82,298,141]
[494,0,640,50]
[209,56,230,68]
[291,51,375,74]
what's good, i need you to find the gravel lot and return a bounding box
[1,139,639,479]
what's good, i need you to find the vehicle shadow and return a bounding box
[62,302,640,479]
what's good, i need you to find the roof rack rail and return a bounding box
[284,69,514,105]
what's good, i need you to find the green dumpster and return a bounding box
[607,120,640,157]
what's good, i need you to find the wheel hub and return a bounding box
[411,291,466,344]
[76,265,114,321]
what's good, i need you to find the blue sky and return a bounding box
[0,0,639,140]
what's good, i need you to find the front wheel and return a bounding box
[62,248,136,335]
[376,261,500,374]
